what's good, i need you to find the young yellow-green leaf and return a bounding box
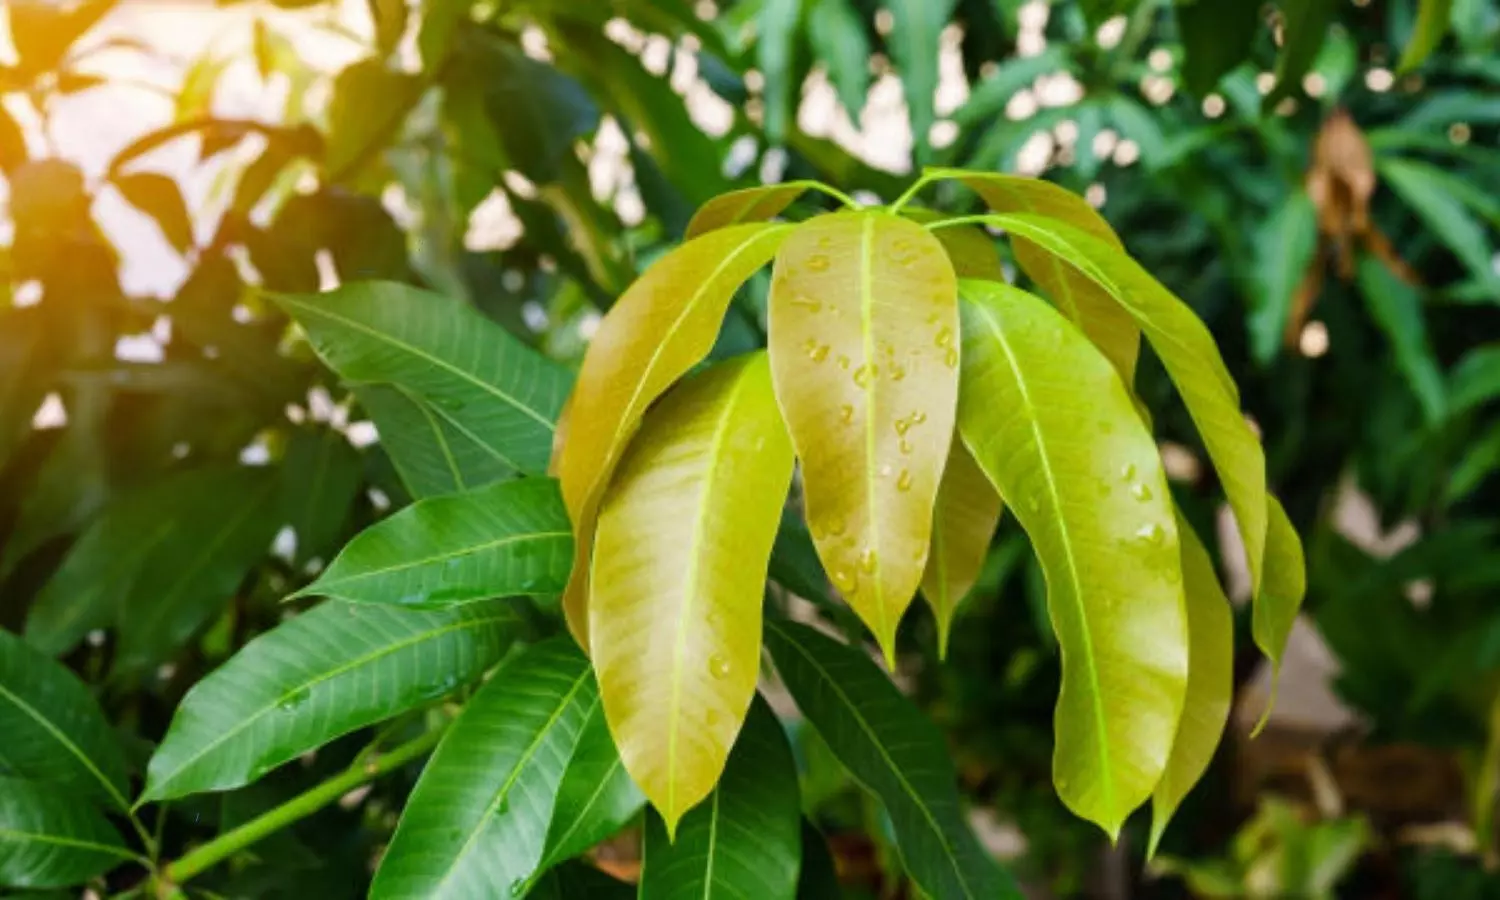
[902,208,1004,280]
[1252,495,1307,721]
[768,211,959,662]
[371,638,596,900]
[637,696,801,899]
[0,630,130,812]
[141,600,519,803]
[590,352,794,836]
[1149,512,1233,857]
[684,183,815,238]
[956,280,1188,838]
[292,479,573,607]
[931,169,1141,383]
[554,223,790,649]
[920,440,1003,658]
[0,776,135,889]
[982,214,1269,599]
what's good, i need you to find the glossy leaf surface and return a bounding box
[768,211,959,660]
[766,620,1017,899]
[142,600,520,802]
[536,701,645,875]
[684,183,813,238]
[637,697,801,899]
[920,440,1004,658]
[957,281,1187,837]
[0,776,134,889]
[371,639,595,900]
[591,353,794,834]
[295,478,572,607]
[1253,496,1307,692]
[355,384,513,498]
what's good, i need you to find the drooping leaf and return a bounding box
[141,599,520,803]
[1379,155,1500,291]
[1248,189,1318,364]
[764,620,1019,899]
[112,171,194,254]
[0,776,134,889]
[758,0,804,143]
[978,213,1269,599]
[1264,0,1337,109]
[637,696,801,898]
[920,440,1004,658]
[1251,495,1306,719]
[1148,513,1233,856]
[684,183,817,238]
[325,58,424,181]
[274,282,572,478]
[808,0,870,117]
[1398,0,1454,72]
[354,384,513,499]
[536,701,645,875]
[1355,256,1446,423]
[554,223,789,648]
[371,638,596,899]
[294,478,572,607]
[278,426,364,566]
[932,170,1141,384]
[0,630,130,811]
[1176,0,1261,96]
[768,211,960,661]
[591,353,794,834]
[885,0,957,161]
[956,280,1188,837]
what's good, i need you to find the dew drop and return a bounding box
[791,295,822,312]
[810,344,830,363]
[810,522,827,541]
[896,469,913,492]
[837,354,851,370]
[1130,483,1153,502]
[708,654,732,679]
[890,364,907,381]
[853,365,873,387]
[509,878,527,897]
[898,438,913,455]
[1097,480,1112,497]
[1134,523,1165,547]
[1120,462,1137,480]
[935,327,954,348]
[816,235,833,249]
[807,254,831,272]
[892,238,913,254]
[706,609,723,627]
[926,312,942,325]
[859,547,878,573]
[839,404,855,424]
[828,515,847,536]
[831,567,858,592]
[943,348,959,368]
[278,687,311,711]
[912,411,927,424]
[1026,496,1041,513]
[496,794,510,814]
[879,463,894,478]
[1098,420,1115,434]
[894,418,911,436]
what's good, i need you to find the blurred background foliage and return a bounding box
[3,0,1500,896]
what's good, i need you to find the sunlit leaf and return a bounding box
[637,697,801,898]
[768,211,959,661]
[371,638,596,899]
[956,280,1187,837]
[555,223,789,648]
[536,701,645,876]
[294,478,572,607]
[1398,0,1454,72]
[0,630,130,811]
[685,184,814,239]
[0,776,134,889]
[1251,495,1306,719]
[591,353,794,834]
[1148,513,1233,856]
[902,207,1003,280]
[765,620,1019,899]
[920,440,1003,658]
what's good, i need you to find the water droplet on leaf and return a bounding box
[837,354,851,370]
[1134,523,1165,547]
[839,404,855,424]
[708,654,732,679]
[509,878,527,896]
[807,254,831,272]
[943,348,959,368]
[896,469,913,492]
[935,327,953,348]
[1131,483,1153,501]
[859,548,878,573]
[1120,463,1137,480]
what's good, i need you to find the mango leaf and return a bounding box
[1449,344,1500,416]
[902,207,1004,280]
[932,170,1141,384]
[536,701,645,876]
[591,353,794,834]
[768,211,960,661]
[0,776,135,889]
[1149,513,1233,856]
[920,440,1004,658]
[1248,190,1318,364]
[279,426,363,566]
[371,638,596,899]
[293,478,572,607]
[685,184,816,238]
[355,384,512,499]
[274,282,572,478]
[555,223,789,648]
[637,696,801,898]
[1379,156,1500,291]
[0,309,50,471]
[140,599,520,803]
[956,280,1187,837]
[112,171,194,254]
[325,58,424,181]
[808,0,870,117]
[0,104,24,172]
[0,630,130,811]
[953,47,1067,129]
[764,619,1019,899]
[1398,0,1454,72]
[885,0,956,161]
[1446,422,1500,503]
[797,820,842,898]
[1265,0,1337,109]
[1355,256,1446,423]
[1176,0,1261,96]
[978,213,1269,599]
[530,862,634,900]
[1251,495,1306,719]
[758,0,803,142]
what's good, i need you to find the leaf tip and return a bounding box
[1250,665,1282,739]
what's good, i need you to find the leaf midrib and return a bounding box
[0,826,137,859]
[0,683,126,811]
[311,530,571,594]
[857,215,888,644]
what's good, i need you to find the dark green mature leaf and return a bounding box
[0,308,50,471]
[1356,258,1446,423]
[372,638,596,899]
[637,697,801,899]
[0,776,134,889]
[0,630,130,811]
[279,426,363,566]
[1265,0,1337,109]
[115,467,282,674]
[1398,0,1454,72]
[1248,190,1318,364]
[275,282,572,478]
[112,171,194,254]
[536,700,645,876]
[325,58,424,181]
[886,0,956,162]
[765,620,1020,899]
[1450,345,1500,416]
[141,599,520,802]
[1379,156,1500,293]
[797,820,842,898]
[953,47,1067,129]
[294,478,572,607]
[1176,0,1260,96]
[1446,422,1500,503]
[758,0,803,142]
[530,862,634,900]
[355,385,513,499]
[808,0,870,117]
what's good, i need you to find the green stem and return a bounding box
[159,725,446,890]
[922,213,1010,232]
[807,182,862,210]
[886,171,940,215]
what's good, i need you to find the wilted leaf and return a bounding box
[957,280,1187,837]
[768,211,959,661]
[0,776,134,889]
[591,353,794,834]
[920,440,1003,658]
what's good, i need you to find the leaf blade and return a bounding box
[920,440,1003,658]
[0,776,134,889]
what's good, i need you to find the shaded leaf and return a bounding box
[920,440,1003,658]
[953,47,1068,129]
[768,211,959,661]
[1176,0,1260,96]
[1265,0,1337,109]
[0,776,134,889]
[797,820,842,899]
[0,308,50,471]
[1398,0,1454,72]
[112,171,194,254]
[956,280,1187,837]
[1248,190,1318,364]
[592,353,794,834]
[325,58,424,181]
[355,384,513,499]
[294,478,572,607]
[530,862,634,900]
[142,599,520,802]
[1379,155,1500,292]
[537,701,645,874]
[371,638,596,899]
[1449,344,1500,416]
[765,620,1019,899]
[885,0,957,161]
[808,0,870,117]
[279,426,364,566]
[758,0,804,142]
[1355,256,1446,423]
